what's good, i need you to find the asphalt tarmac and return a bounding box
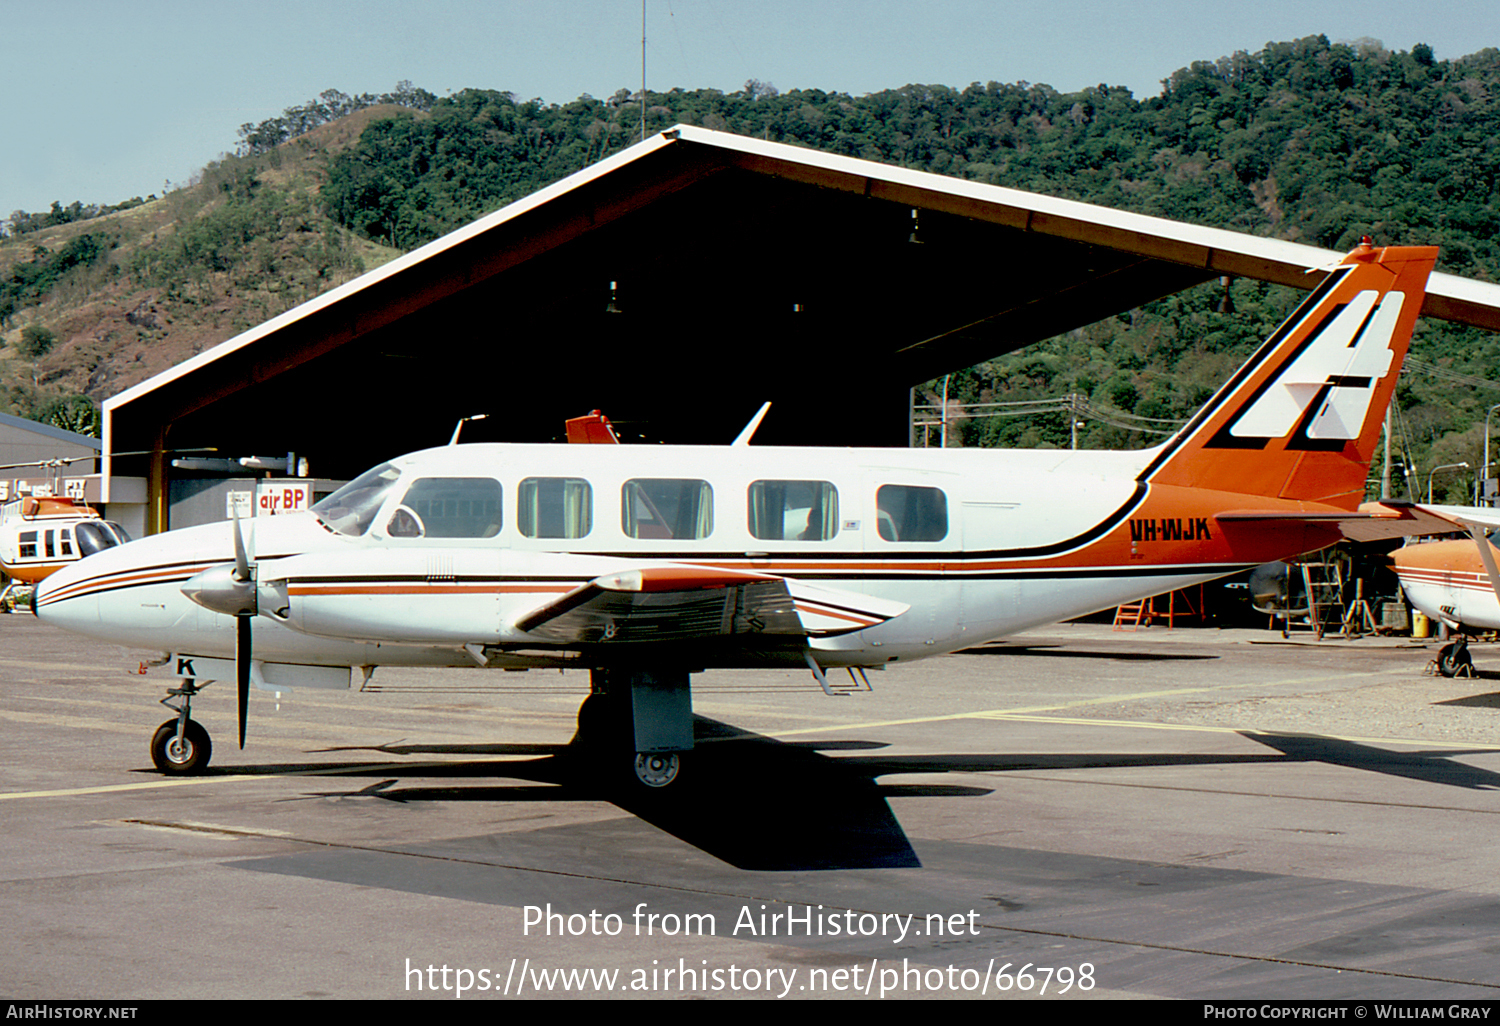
[3,614,1500,1001]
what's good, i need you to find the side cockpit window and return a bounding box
[876,485,948,542]
[386,477,503,539]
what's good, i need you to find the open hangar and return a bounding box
[98,125,1500,535]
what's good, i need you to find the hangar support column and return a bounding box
[147,423,169,536]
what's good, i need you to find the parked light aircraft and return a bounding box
[35,240,1440,787]
[1388,506,1500,676]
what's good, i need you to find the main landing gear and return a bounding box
[151,679,213,774]
[573,668,692,791]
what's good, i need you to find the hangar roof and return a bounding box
[104,125,1500,510]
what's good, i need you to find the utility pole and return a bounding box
[1381,405,1392,500]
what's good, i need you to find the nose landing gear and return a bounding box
[150,679,213,774]
[1436,638,1476,678]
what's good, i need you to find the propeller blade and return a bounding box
[231,509,251,583]
[237,615,251,749]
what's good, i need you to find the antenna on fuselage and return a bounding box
[732,402,772,446]
[449,414,489,445]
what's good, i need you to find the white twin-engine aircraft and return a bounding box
[37,240,1439,788]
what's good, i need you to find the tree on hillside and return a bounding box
[16,325,56,359]
[40,394,100,437]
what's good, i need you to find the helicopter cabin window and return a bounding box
[622,479,713,540]
[74,522,126,557]
[748,480,839,541]
[386,477,503,539]
[518,478,592,539]
[58,530,73,557]
[44,531,55,559]
[875,484,948,542]
[18,531,36,559]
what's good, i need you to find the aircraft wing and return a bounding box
[513,565,908,645]
[1216,501,1474,544]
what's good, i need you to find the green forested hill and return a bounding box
[3,37,1498,499]
[321,37,1500,270]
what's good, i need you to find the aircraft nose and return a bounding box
[32,562,98,631]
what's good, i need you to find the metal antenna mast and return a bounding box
[640,0,647,142]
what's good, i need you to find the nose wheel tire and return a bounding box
[633,753,680,788]
[151,719,212,774]
[1437,641,1473,678]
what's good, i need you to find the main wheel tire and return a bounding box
[633,753,681,788]
[151,718,212,774]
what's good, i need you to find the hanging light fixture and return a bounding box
[1217,275,1235,315]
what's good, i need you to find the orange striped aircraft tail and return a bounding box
[1141,239,1438,510]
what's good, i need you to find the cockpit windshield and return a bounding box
[310,463,402,536]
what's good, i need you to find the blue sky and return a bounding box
[2,0,1493,215]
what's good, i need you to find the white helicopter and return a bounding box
[0,457,132,606]
[35,240,1440,788]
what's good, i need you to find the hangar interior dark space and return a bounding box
[102,127,1500,532]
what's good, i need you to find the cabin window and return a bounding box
[388,477,503,539]
[44,531,55,559]
[518,478,592,539]
[622,479,713,540]
[748,480,839,541]
[18,531,36,559]
[876,484,948,542]
[312,463,402,536]
[58,530,73,557]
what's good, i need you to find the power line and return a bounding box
[1404,355,1500,392]
[913,393,1186,433]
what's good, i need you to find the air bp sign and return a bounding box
[257,481,312,515]
[226,481,313,518]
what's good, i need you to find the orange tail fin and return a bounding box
[1142,239,1438,509]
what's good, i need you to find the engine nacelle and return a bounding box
[259,548,506,644]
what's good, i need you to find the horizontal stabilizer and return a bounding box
[1216,501,1469,544]
[1410,503,1500,535]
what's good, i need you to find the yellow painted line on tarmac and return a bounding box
[0,760,459,802]
[982,713,1500,752]
[768,670,1392,738]
[0,776,268,800]
[0,657,133,674]
[0,708,150,736]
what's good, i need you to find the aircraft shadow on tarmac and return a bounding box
[1436,690,1500,709]
[1239,731,1500,790]
[189,720,1500,872]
